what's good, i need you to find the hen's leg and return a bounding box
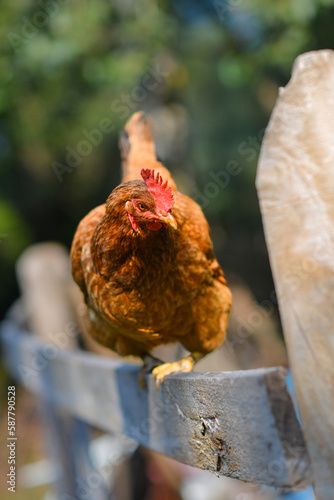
[152,352,204,389]
[139,353,164,388]
[151,278,231,389]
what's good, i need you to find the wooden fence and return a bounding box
[1,49,334,499]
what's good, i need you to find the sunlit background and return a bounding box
[1,0,334,498]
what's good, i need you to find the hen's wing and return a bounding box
[70,204,105,301]
[71,204,149,356]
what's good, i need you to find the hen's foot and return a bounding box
[139,354,163,389]
[152,355,195,389]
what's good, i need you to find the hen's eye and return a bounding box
[137,202,148,212]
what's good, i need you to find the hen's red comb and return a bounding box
[141,169,174,213]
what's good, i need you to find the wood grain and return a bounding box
[16,242,78,348]
[14,243,109,499]
[1,321,310,489]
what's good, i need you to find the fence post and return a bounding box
[15,243,110,499]
[256,49,334,498]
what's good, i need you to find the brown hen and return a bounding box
[71,112,231,387]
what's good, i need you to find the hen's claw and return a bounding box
[139,354,163,389]
[152,356,195,389]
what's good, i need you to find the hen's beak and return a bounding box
[156,212,177,230]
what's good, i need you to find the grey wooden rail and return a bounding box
[1,320,310,490]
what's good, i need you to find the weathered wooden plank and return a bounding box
[14,243,110,499]
[1,321,310,489]
[16,243,78,348]
[256,49,334,499]
[38,400,110,500]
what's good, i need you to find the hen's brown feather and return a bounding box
[71,112,231,360]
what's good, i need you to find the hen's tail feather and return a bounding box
[120,111,176,189]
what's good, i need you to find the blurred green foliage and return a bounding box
[1,0,334,317]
